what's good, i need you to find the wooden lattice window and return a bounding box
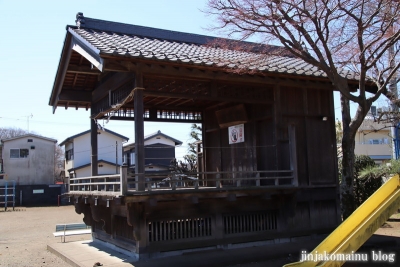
[148,217,212,242]
[223,211,278,234]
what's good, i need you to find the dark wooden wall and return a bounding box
[203,84,337,187]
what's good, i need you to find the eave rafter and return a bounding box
[101,57,336,90]
[67,65,101,75]
[58,90,92,102]
[54,51,339,116]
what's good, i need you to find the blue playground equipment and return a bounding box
[394,123,400,160]
[0,180,15,211]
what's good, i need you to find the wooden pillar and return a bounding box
[136,203,148,255]
[91,118,98,176]
[134,71,145,191]
[273,85,280,170]
[120,165,128,195]
[288,125,298,186]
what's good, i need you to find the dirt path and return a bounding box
[0,206,90,267]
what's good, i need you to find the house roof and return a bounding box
[357,119,392,132]
[124,130,182,150]
[67,159,120,172]
[1,134,57,143]
[144,130,182,145]
[59,128,129,146]
[369,155,392,160]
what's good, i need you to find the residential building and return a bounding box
[0,134,61,206]
[354,118,392,165]
[0,141,3,178]
[123,130,182,174]
[1,134,57,185]
[60,128,129,178]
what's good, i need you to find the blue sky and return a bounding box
[0,0,387,159]
[0,0,215,159]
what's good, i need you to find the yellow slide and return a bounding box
[284,175,400,267]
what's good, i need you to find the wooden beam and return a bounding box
[104,116,202,123]
[67,65,101,75]
[91,116,98,176]
[135,70,145,191]
[143,90,274,105]
[108,59,336,90]
[92,72,134,103]
[103,60,130,72]
[58,90,91,102]
[50,34,73,112]
[123,187,300,203]
[288,125,298,186]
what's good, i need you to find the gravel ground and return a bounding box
[0,205,90,267]
[1,205,399,267]
[0,205,293,267]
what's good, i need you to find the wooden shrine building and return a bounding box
[48,13,351,259]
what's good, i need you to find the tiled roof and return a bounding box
[70,13,358,80]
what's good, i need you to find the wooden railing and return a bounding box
[69,174,121,195]
[68,125,298,196]
[68,168,298,196]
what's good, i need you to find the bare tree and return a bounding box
[54,144,65,182]
[0,127,30,140]
[206,0,400,218]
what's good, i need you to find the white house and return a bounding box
[354,119,392,164]
[0,141,3,177]
[60,128,129,178]
[123,130,182,173]
[0,134,57,185]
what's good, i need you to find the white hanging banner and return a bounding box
[228,124,245,144]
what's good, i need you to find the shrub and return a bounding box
[339,155,381,209]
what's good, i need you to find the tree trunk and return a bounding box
[340,93,370,219]
[340,93,356,219]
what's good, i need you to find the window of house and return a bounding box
[10,149,19,158]
[10,148,29,158]
[369,139,381,145]
[27,139,33,142]
[383,138,389,144]
[20,149,29,158]
[65,149,74,161]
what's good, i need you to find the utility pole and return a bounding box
[24,114,33,133]
[116,141,118,174]
[389,6,399,159]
